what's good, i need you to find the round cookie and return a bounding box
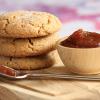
[0,52,55,70]
[0,10,61,38]
[0,33,58,57]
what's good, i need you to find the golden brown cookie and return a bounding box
[0,10,61,38]
[0,33,58,57]
[0,52,55,70]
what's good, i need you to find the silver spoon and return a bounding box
[0,65,100,81]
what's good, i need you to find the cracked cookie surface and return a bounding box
[0,11,61,38]
[0,33,58,57]
[0,51,56,69]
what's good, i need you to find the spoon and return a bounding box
[0,65,100,80]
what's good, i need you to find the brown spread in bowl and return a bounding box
[61,29,100,48]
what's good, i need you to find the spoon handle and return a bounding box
[26,73,100,81]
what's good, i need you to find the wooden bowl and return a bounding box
[57,37,100,75]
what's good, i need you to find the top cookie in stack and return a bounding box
[0,11,61,69]
[0,10,61,38]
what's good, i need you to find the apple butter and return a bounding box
[61,29,100,48]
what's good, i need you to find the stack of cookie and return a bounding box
[0,11,61,70]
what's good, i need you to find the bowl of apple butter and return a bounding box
[57,29,100,74]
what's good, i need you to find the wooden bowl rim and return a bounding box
[57,36,100,50]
